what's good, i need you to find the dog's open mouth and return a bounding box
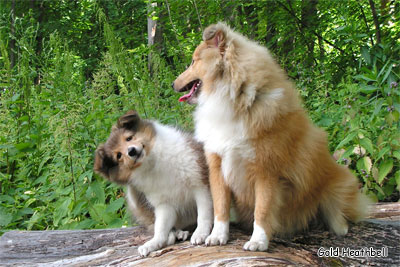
[178,79,202,103]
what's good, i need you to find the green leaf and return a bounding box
[377,146,391,161]
[359,138,374,155]
[378,159,393,184]
[53,198,72,226]
[14,142,31,151]
[395,171,400,191]
[381,64,393,84]
[89,203,114,224]
[359,84,378,94]
[76,219,95,229]
[393,150,400,161]
[86,181,105,204]
[0,195,15,204]
[354,74,376,82]
[356,156,372,173]
[106,198,125,213]
[335,131,357,151]
[361,46,371,65]
[0,207,12,226]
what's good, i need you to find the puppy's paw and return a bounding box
[138,238,165,257]
[190,228,210,245]
[167,231,176,246]
[205,232,228,246]
[175,229,189,241]
[243,240,268,251]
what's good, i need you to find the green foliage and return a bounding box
[0,0,399,235]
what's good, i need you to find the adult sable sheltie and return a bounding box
[173,22,368,252]
[94,111,212,256]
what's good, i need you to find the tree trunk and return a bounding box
[300,0,318,66]
[147,1,163,75]
[0,203,399,266]
[368,0,381,44]
[10,0,15,69]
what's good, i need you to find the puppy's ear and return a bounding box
[117,110,140,131]
[203,22,227,53]
[94,144,117,179]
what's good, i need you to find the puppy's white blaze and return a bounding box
[244,222,269,251]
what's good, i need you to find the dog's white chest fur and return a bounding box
[195,90,254,193]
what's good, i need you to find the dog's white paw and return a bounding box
[167,231,176,246]
[205,231,228,246]
[332,223,349,236]
[243,222,269,251]
[205,220,229,246]
[175,229,189,241]
[243,240,268,251]
[190,228,210,245]
[138,238,165,257]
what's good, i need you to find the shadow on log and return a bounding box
[0,203,399,266]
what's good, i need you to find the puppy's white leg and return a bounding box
[138,204,176,257]
[191,187,213,245]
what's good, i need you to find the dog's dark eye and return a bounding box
[126,136,132,142]
[117,152,122,159]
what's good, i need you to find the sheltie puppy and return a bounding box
[172,22,368,252]
[94,111,213,257]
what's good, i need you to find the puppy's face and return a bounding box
[94,111,155,185]
[173,25,226,104]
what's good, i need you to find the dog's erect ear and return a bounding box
[203,23,226,53]
[117,110,140,131]
[94,144,117,179]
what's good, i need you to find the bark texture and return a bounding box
[0,203,399,266]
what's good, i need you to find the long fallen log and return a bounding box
[0,203,399,266]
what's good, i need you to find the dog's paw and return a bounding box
[138,238,165,257]
[332,223,349,236]
[243,240,268,251]
[167,231,176,246]
[175,229,189,241]
[190,228,210,245]
[205,232,228,246]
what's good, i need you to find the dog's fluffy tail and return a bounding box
[320,166,371,235]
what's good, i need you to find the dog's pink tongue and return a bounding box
[178,83,196,102]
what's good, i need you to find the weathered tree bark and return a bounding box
[0,203,399,266]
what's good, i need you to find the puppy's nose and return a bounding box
[128,147,137,157]
[171,82,175,89]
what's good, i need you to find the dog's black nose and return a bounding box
[171,82,175,89]
[128,147,137,157]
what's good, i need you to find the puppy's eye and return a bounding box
[117,152,122,159]
[126,136,132,142]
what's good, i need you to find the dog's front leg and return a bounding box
[243,171,276,251]
[191,187,213,245]
[205,153,231,246]
[138,204,177,257]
